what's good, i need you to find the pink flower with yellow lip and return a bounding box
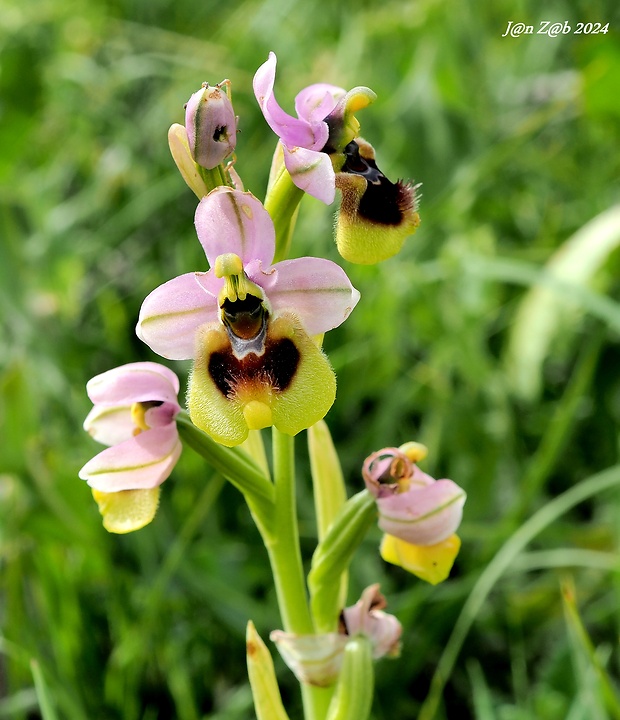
[253,52,375,204]
[136,186,360,447]
[79,362,182,533]
[363,443,466,584]
[254,52,420,264]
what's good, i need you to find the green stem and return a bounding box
[265,428,313,634]
[176,413,273,502]
[176,412,274,533]
[264,164,304,262]
[197,162,233,192]
[302,686,334,720]
[265,428,334,720]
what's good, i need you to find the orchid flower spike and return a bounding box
[79,362,182,534]
[362,443,466,584]
[136,186,360,447]
[270,584,401,687]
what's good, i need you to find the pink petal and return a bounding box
[253,52,328,151]
[86,362,180,407]
[294,83,345,124]
[136,272,220,360]
[143,403,180,428]
[84,404,135,446]
[341,585,402,659]
[282,146,336,204]
[194,188,276,267]
[411,465,436,487]
[251,257,360,334]
[79,425,181,492]
[377,480,466,546]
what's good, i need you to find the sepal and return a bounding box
[168,123,210,199]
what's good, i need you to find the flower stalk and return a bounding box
[264,157,304,262]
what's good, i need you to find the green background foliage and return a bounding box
[1,0,620,717]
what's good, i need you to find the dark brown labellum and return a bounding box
[208,337,300,398]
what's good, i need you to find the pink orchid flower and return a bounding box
[253,52,375,204]
[79,362,182,533]
[80,362,182,491]
[363,447,466,546]
[136,186,360,446]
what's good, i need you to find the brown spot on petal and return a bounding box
[209,337,300,399]
[340,140,418,226]
[246,640,258,656]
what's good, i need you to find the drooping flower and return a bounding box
[79,362,182,533]
[136,186,360,447]
[362,443,466,584]
[184,80,237,169]
[254,52,421,264]
[270,584,401,686]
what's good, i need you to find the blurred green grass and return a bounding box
[1,0,620,717]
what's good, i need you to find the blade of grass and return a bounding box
[418,463,620,720]
[30,660,59,720]
[561,577,620,720]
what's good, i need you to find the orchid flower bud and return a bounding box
[363,443,466,583]
[340,584,401,659]
[185,81,237,169]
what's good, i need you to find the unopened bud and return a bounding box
[185,81,237,169]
